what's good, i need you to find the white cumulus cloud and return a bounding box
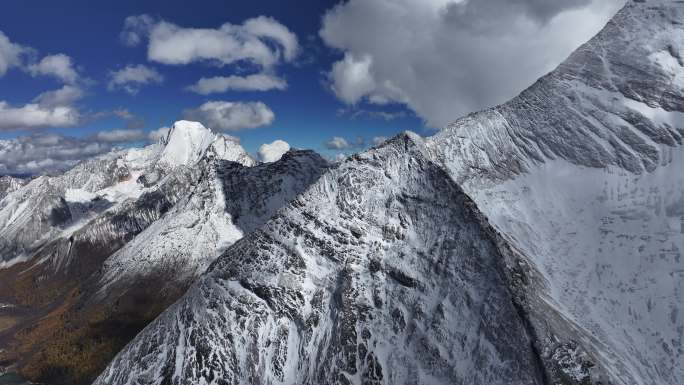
[108,64,163,94]
[182,101,275,131]
[0,101,80,131]
[33,85,84,108]
[27,53,80,84]
[0,133,113,175]
[0,33,90,132]
[122,14,299,69]
[320,0,624,128]
[257,139,290,163]
[0,30,28,77]
[187,74,287,95]
[325,136,350,150]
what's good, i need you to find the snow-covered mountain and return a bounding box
[94,1,684,385]
[0,121,326,385]
[426,2,684,384]
[89,148,328,317]
[0,120,254,269]
[3,1,683,385]
[96,133,553,385]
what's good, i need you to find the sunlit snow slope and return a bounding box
[428,1,684,384]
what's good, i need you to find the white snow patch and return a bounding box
[65,188,97,203]
[623,98,684,129]
[649,50,684,89]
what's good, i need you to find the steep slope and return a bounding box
[431,0,684,185]
[157,120,255,169]
[0,121,254,268]
[0,146,153,268]
[0,176,25,201]
[96,150,327,298]
[96,133,581,385]
[0,121,271,384]
[427,1,684,384]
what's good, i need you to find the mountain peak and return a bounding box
[157,121,216,167]
[156,120,254,168]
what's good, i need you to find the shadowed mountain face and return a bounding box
[0,122,327,385]
[95,2,684,385]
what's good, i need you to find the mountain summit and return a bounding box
[0,120,325,384]
[157,121,255,168]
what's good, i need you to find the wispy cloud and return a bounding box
[183,101,275,131]
[187,74,287,95]
[108,64,163,94]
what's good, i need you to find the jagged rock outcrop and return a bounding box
[0,176,25,201]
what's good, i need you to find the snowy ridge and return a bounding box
[96,2,684,385]
[0,176,72,268]
[0,176,25,201]
[156,120,255,168]
[427,2,684,384]
[0,120,255,267]
[429,0,684,186]
[95,150,327,301]
[0,121,324,384]
[95,134,551,385]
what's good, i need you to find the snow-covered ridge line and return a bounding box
[429,0,684,185]
[95,2,684,385]
[426,2,684,384]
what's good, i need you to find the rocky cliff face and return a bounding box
[95,133,550,385]
[0,176,25,201]
[427,1,684,384]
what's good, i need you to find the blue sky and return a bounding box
[0,0,623,173]
[0,0,422,160]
